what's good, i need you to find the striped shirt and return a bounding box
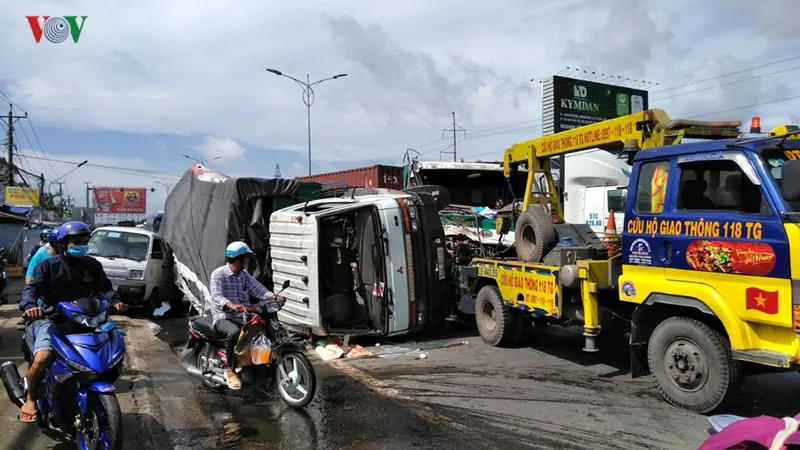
[209,264,279,325]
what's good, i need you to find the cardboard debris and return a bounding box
[344,345,371,359]
[314,344,345,361]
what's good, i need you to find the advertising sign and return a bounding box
[542,75,649,135]
[93,187,146,214]
[5,186,40,206]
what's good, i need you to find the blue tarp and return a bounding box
[0,203,32,218]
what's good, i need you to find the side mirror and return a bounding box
[782,160,800,201]
[282,279,290,290]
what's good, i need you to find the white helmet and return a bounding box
[225,241,254,259]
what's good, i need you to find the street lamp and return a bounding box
[182,154,222,165]
[155,181,172,192]
[265,68,348,175]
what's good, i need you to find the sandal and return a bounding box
[224,372,242,390]
[19,408,38,423]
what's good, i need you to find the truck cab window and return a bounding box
[676,159,768,214]
[151,238,164,259]
[634,161,670,214]
[607,189,626,212]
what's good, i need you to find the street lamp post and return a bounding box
[265,68,348,175]
[182,154,221,165]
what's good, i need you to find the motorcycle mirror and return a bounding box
[281,280,290,290]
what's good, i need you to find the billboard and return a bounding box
[4,186,40,206]
[542,75,649,135]
[93,187,147,214]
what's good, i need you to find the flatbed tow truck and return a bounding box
[458,108,800,412]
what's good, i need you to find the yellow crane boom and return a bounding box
[502,108,741,219]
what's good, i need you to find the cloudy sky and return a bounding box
[1,0,798,213]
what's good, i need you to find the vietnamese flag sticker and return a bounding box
[745,287,779,315]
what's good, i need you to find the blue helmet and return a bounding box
[56,221,91,241]
[39,228,52,241]
[47,228,59,247]
[225,241,254,260]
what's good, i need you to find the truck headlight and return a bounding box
[129,270,144,280]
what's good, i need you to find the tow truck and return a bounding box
[458,109,800,412]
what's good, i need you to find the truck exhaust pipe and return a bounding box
[185,365,227,386]
[0,361,27,407]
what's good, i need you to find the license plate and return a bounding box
[436,247,446,280]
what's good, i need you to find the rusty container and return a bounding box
[296,165,404,190]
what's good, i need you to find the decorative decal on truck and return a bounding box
[745,287,779,315]
[685,240,776,276]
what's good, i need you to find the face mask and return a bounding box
[67,245,89,258]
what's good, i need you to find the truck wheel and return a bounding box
[514,208,556,263]
[647,317,742,413]
[475,285,517,347]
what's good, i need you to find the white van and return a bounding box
[88,226,180,308]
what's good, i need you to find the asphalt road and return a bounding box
[1,286,798,449]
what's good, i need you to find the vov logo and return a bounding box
[26,16,88,43]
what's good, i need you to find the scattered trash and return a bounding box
[375,343,381,347]
[344,345,371,359]
[152,302,172,318]
[416,353,428,360]
[147,322,162,335]
[315,344,344,361]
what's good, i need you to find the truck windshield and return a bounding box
[88,230,151,261]
[607,188,627,212]
[759,147,800,212]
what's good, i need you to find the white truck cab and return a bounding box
[269,192,450,338]
[88,226,177,307]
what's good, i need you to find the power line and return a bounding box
[18,154,182,175]
[456,93,800,161]
[441,112,466,162]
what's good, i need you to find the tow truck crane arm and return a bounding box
[502,108,741,219]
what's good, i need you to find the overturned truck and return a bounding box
[160,164,322,315]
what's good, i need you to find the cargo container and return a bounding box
[296,165,404,190]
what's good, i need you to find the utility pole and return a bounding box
[2,104,28,186]
[274,165,281,178]
[57,181,64,216]
[441,111,466,162]
[84,182,92,208]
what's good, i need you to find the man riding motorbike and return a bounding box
[18,221,124,423]
[26,229,50,268]
[209,241,286,390]
[25,229,58,285]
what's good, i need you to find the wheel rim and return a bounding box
[76,401,110,450]
[480,298,497,333]
[663,337,709,392]
[277,354,311,403]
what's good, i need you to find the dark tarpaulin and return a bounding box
[161,165,299,311]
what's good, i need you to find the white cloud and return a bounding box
[1,1,799,165]
[192,136,246,166]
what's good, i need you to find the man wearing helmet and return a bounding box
[209,241,287,390]
[25,229,58,285]
[25,229,51,270]
[17,221,124,423]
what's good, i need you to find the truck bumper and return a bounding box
[110,279,149,304]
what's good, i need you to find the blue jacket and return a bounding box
[21,254,121,312]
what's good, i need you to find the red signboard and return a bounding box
[93,187,147,214]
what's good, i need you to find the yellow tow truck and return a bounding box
[459,109,800,412]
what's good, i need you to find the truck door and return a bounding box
[622,158,672,282]
[663,152,790,327]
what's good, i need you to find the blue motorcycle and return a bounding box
[0,297,126,450]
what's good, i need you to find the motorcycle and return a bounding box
[0,297,126,450]
[0,247,9,306]
[183,280,317,408]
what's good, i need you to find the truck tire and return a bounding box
[647,317,742,413]
[403,185,450,211]
[475,285,517,347]
[514,208,556,263]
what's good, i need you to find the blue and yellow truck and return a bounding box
[458,109,800,412]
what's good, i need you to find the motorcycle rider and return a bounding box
[25,229,58,285]
[26,229,50,268]
[18,221,124,423]
[209,241,286,390]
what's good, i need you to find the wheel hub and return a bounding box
[664,339,707,392]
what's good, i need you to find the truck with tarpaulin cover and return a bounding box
[160,164,324,316]
[456,109,800,413]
